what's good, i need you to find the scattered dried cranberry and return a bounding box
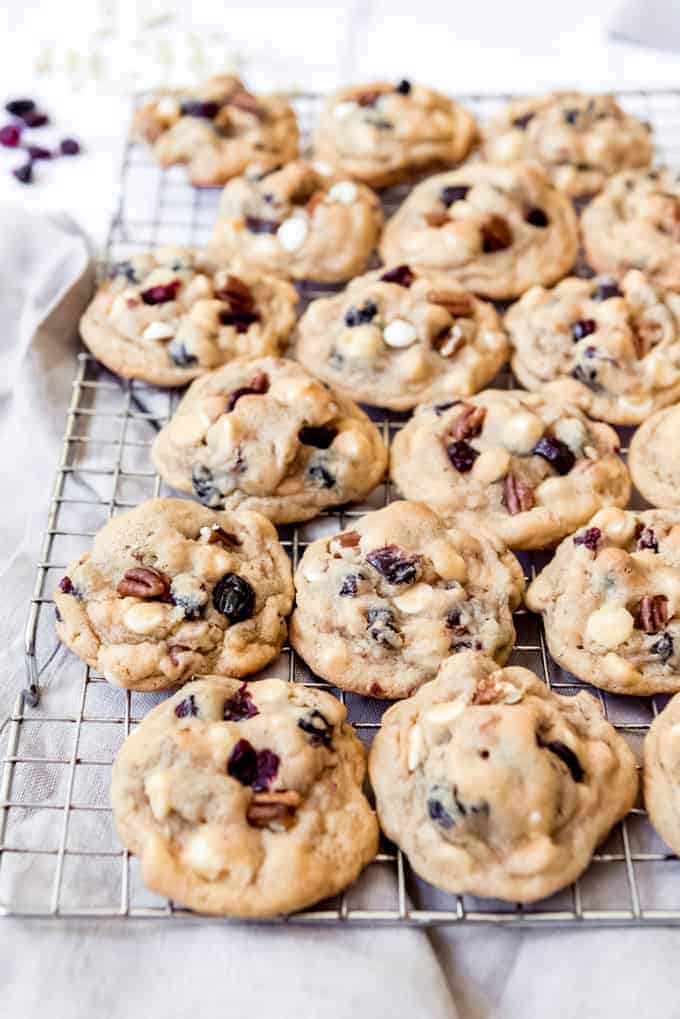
[651,632,674,662]
[380,264,414,287]
[512,112,535,129]
[227,739,258,785]
[0,124,20,147]
[573,527,601,552]
[140,281,181,305]
[447,439,479,473]
[593,281,623,302]
[180,99,220,119]
[175,695,198,719]
[345,300,378,327]
[440,185,470,207]
[212,573,256,623]
[26,145,51,160]
[23,111,48,128]
[298,709,333,748]
[226,372,270,411]
[58,576,73,593]
[572,319,597,341]
[525,207,549,227]
[59,137,80,156]
[339,574,359,597]
[245,216,278,234]
[253,749,280,791]
[298,426,337,448]
[5,98,35,117]
[395,79,411,95]
[12,162,32,184]
[366,545,419,585]
[307,462,335,488]
[223,683,259,722]
[636,525,659,553]
[219,309,260,333]
[532,436,575,475]
[537,737,584,782]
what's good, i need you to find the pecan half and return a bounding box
[206,525,241,548]
[424,210,449,228]
[356,88,381,107]
[117,566,171,599]
[246,790,301,830]
[635,594,668,633]
[450,404,487,441]
[632,316,663,359]
[228,89,263,117]
[427,289,474,317]
[214,274,255,312]
[481,214,513,253]
[502,474,535,515]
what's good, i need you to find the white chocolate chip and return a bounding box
[422,700,466,726]
[145,771,173,821]
[602,652,642,686]
[124,602,166,635]
[590,507,635,544]
[383,319,418,349]
[277,215,308,252]
[471,447,511,484]
[553,417,587,454]
[313,160,333,176]
[327,180,358,205]
[182,829,224,881]
[407,724,423,771]
[502,410,545,454]
[303,562,327,584]
[334,100,358,120]
[585,606,634,649]
[142,320,175,342]
[393,583,434,614]
[427,540,468,583]
[340,325,383,359]
[529,809,544,828]
[157,96,181,120]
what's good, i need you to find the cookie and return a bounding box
[295,266,508,411]
[369,651,638,903]
[390,390,629,550]
[312,79,477,189]
[526,507,680,695]
[55,498,293,691]
[131,74,299,186]
[289,500,524,699]
[80,247,298,387]
[483,92,653,198]
[506,269,680,425]
[151,356,387,523]
[643,692,680,856]
[111,676,378,916]
[581,168,680,291]
[379,161,578,300]
[209,160,383,283]
[629,405,680,507]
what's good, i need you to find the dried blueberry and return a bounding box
[537,737,584,782]
[307,461,335,488]
[226,372,270,411]
[298,709,333,748]
[380,265,414,287]
[298,426,337,449]
[212,573,256,623]
[366,606,402,647]
[0,124,20,147]
[395,79,411,94]
[245,216,278,234]
[180,99,220,119]
[5,98,35,117]
[525,207,549,227]
[175,695,198,719]
[636,525,659,553]
[192,464,221,506]
[26,145,50,160]
[532,436,575,475]
[140,281,181,305]
[447,439,479,473]
[573,527,602,552]
[339,574,359,597]
[227,739,258,785]
[366,545,418,585]
[572,319,597,342]
[169,342,198,368]
[651,632,674,663]
[12,162,32,184]
[345,300,378,327]
[170,581,206,620]
[224,683,259,721]
[512,112,535,129]
[427,789,454,829]
[59,137,80,156]
[564,109,579,124]
[593,280,623,302]
[440,185,470,207]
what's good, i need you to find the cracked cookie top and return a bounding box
[54,498,293,691]
[379,162,578,299]
[390,390,629,550]
[289,500,524,699]
[151,356,387,524]
[369,652,637,903]
[111,676,378,916]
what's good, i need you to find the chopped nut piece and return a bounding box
[228,89,264,117]
[427,290,474,317]
[481,213,513,252]
[635,594,668,633]
[117,566,171,599]
[206,525,241,549]
[246,790,301,830]
[356,89,381,107]
[450,404,487,441]
[424,210,449,228]
[335,530,360,548]
[502,474,535,515]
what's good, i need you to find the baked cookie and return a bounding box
[390,390,629,551]
[111,676,378,916]
[295,266,508,411]
[629,405,680,507]
[131,74,299,186]
[55,499,293,691]
[369,652,638,903]
[581,168,680,291]
[483,91,653,198]
[209,161,382,283]
[80,247,298,387]
[379,162,578,299]
[313,78,476,189]
[526,507,680,695]
[507,270,680,425]
[151,357,387,524]
[643,692,680,856]
[290,501,524,699]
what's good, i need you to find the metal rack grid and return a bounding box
[3,88,680,925]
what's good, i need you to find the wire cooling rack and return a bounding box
[3,88,680,926]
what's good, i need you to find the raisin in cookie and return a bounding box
[131,74,299,187]
[582,168,680,292]
[313,79,476,190]
[369,651,637,903]
[526,508,680,695]
[506,270,680,425]
[390,391,629,551]
[80,248,298,387]
[295,266,508,411]
[379,162,578,300]
[151,357,387,524]
[629,405,680,508]
[290,501,524,699]
[483,92,653,198]
[111,676,378,916]
[209,161,382,283]
[643,692,680,856]
[55,499,293,691]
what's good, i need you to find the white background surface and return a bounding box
[2,1,680,1016]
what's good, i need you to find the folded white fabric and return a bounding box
[609,0,680,53]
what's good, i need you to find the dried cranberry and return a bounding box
[5,98,35,117]
[593,281,623,302]
[0,124,20,146]
[23,111,48,128]
[345,300,378,327]
[447,439,479,473]
[58,576,73,593]
[532,436,575,475]
[366,545,419,585]
[573,527,602,552]
[339,574,359,597]
[651,632,673,662]
[366,606,401,647]
[245,216,278,234]
[512,112,535,129]
[572,319,597,341]
[636,525,659,553]
[140,281,181,305]
[395,79,411,95]
[307,462,335,488]
[298,426,337,448]
[219,309,260,333]
[253,749,279,791]
[227,739,258,785]
[26,145,51,160]
[212,573,255,622]
[380,265,414,287]
[59,138,81,156]
[298,709,333,748]
[180,99,220,119]
[226,372,270,411]
[537,737,584,782]
[440,185,470,207]
[445,609,463,629]
[525,207,549,227]
[12,162,32,184]
[175,695,198,719]
[169,342,198,367]
[223,683,259,721]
